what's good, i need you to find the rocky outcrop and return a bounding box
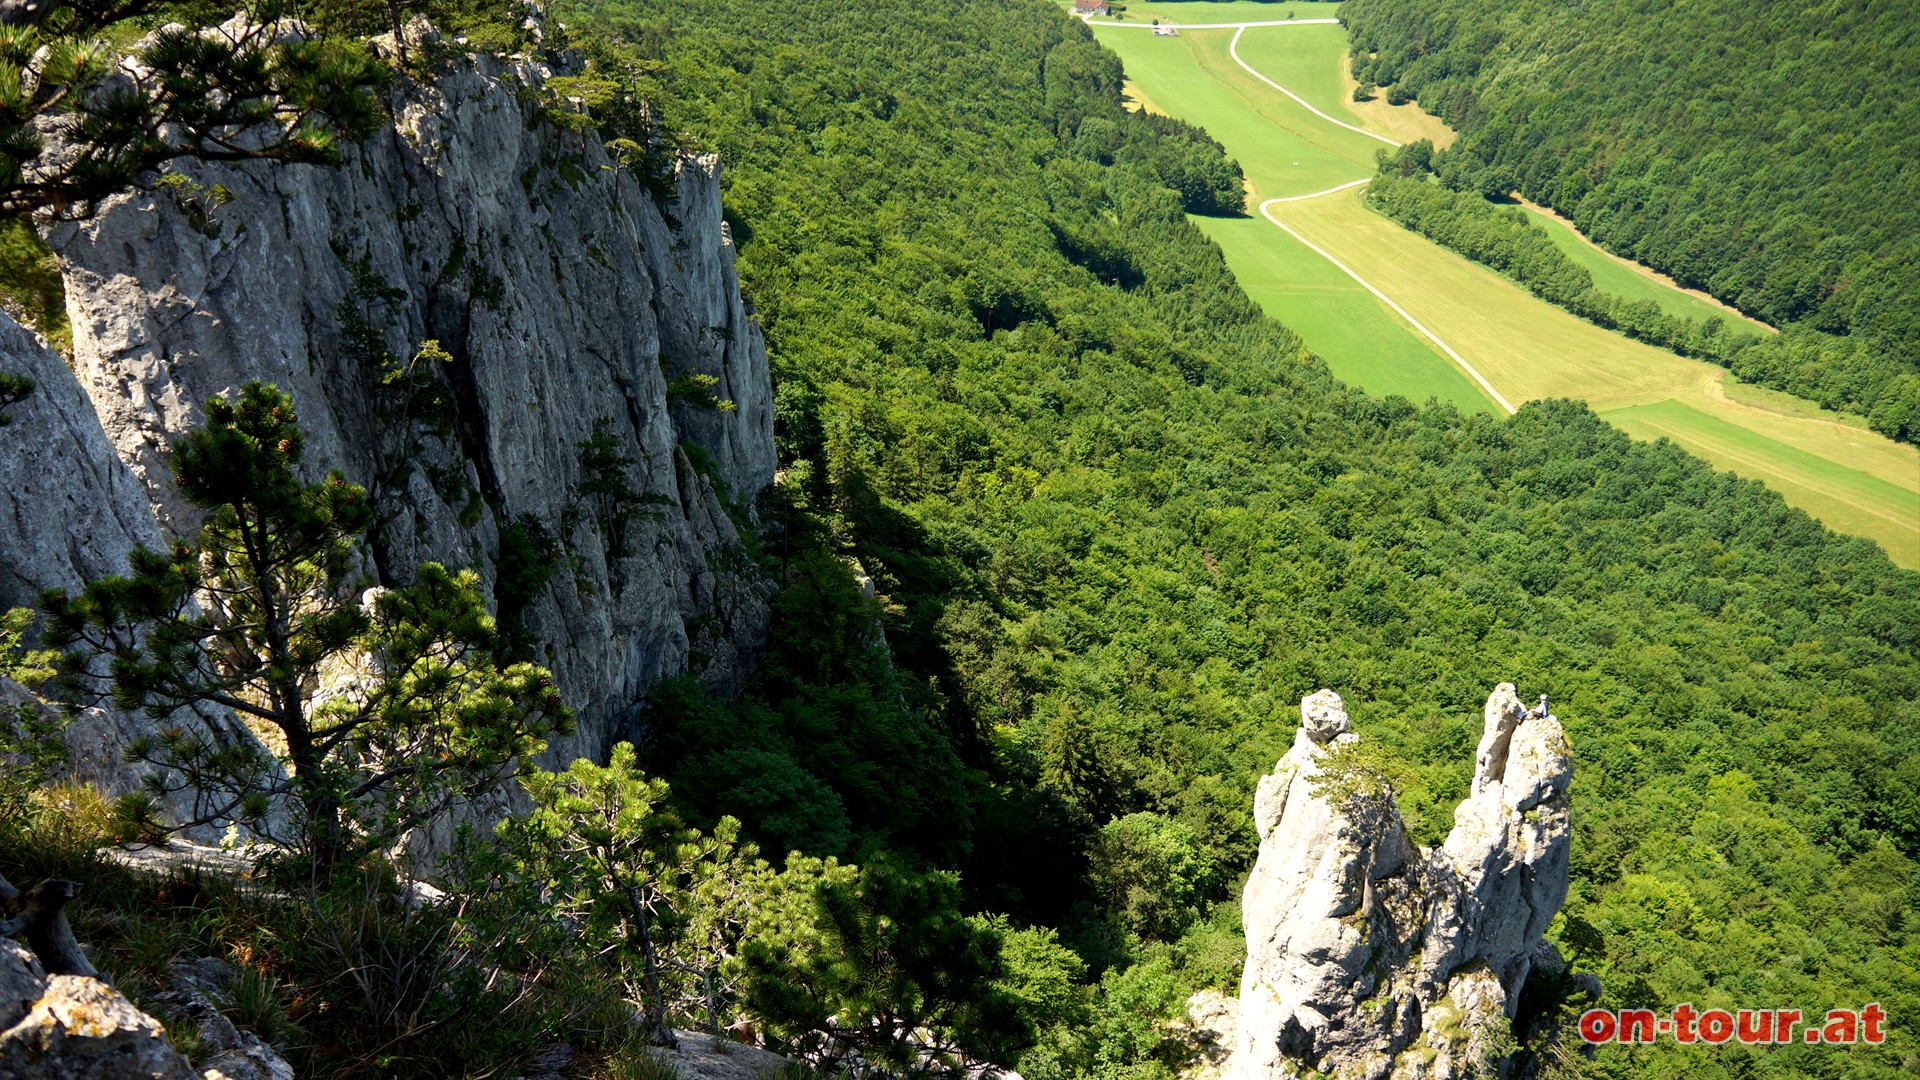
[1233,685,1578,1080]
[152,958,295,1080]
[0,936,295,1080]
[33,30,776,773]
[2,869,292,1080]
[0,317,159,608]
[0,940,198,1080]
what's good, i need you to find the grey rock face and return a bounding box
[0,941,40,1033]
[1233,685,1575,1080]
[42,45,776,769]
[0,316,161,610]
[153,958,295,1080]
[0,939,291,1080]
[0,321,272,830]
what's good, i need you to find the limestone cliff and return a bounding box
[23,28,776,777]
[0,310,261,819]
[1232,685,1581,1080]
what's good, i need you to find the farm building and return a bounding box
[1074,0,1110,14]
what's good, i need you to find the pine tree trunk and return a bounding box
[626,883,678,1049]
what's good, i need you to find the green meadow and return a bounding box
[1517,203,1775,331]
[1088,18,1920,567]
[1096,26,1491,407]
[1080,0,1339,26]
[1196,215,1496,409]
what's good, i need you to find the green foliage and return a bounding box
[525,32,693,203]
[0,1,384,219]
[509,742,768,1042]
[216,966,299,1053]
[570,416,662,558]
[558,0,1919,1072]
[1087,813,1216,943]
[494,512,560,653]
[0,218,67,353]
[154,170,234,236]
[643,545,972,866]
[739,853,1026,1072]
[0,370,31,425]
[0,770,632,1079]
[1304,734,1408,815]
[664,368,738,412]
[239,854,622,1078]
[41,381,572,870]
[1021,956,1191,1080]
[993,922,1090,1033]
[0,606,62,822]
[1344,0,1920,443]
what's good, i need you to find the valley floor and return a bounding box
[1085,11,1920,568]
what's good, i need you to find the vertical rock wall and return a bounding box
[36,41,777,772]
[0,314,267,819]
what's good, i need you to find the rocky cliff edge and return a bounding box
[4,25,776,796]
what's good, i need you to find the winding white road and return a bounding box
[1227,26,1400,147]
[1086,14,1512,413]
[1260,189,1516,413]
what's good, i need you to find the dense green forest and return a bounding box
[2,0,1916,1074]
[1364,150,1913,433]
[1341,0,1920,444]
[1367,149,1767,367]
[529,0,1920,1074]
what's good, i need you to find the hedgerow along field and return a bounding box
[1516,201,1774,332]
[1088,16,1920,568]
[1091,18,1494,410]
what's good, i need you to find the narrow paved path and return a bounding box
[1260,185,1516,413]
[1227,26,1400,147]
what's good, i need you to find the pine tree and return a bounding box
[0,0,384,219]
[42,381,571,871]
[509,742,766,1047]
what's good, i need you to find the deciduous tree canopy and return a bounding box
[1343,0,1920,442]
[556,0,1920,1072]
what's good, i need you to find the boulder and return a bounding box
[0,944,196,1080]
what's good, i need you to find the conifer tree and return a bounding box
[0,0,384,219]
[42,381,571,871]
[510,742,765,1047]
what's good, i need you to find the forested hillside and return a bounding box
[1366,158,1767,367]
[551,0,1920,1074]
[1341,0,1920,443]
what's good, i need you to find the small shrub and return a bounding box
[165,1014,208,1065]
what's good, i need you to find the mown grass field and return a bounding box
[1099,27,1379,197]
[1229,22,1452,147]
[1196,215,1495,409]
[1095,25,1495,408]
[1090,19,1920,567]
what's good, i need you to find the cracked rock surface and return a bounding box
[8,39,775,808]
[1232,684,1574,1080]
